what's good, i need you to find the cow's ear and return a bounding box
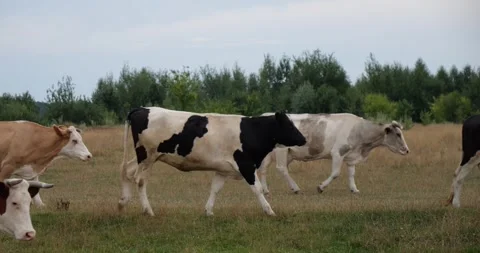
[384,126,392,134]
[28,187,40,198]
[53,125,69,138]
[0,183,9,215]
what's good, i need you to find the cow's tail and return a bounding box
[121,119,131,179]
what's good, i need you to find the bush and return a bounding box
[362,93,397,119]
[430,91,472,123]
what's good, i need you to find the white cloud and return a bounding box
[0,0,471,54]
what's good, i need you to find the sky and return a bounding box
[0,0,479,102]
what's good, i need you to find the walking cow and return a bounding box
[446,114,480,208]
[118,107,306,216]
[258,113,410,195]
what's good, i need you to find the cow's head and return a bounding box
[0,179,54,241]
[54,125,92,161]
[273,112,307,147]
[383,121,409,155]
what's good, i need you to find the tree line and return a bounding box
[1,49,479,127]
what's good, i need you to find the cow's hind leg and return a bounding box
[118,158,138,212]
[448,151,480,208]
[318,154,343,193]
[205,173,227,216]
[31,176,46,207]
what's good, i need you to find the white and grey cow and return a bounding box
[258,113,410,195]
[0,179,54,240]
[118,107,306,216]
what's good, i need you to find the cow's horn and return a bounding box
[5,178,24,187]
[27,181,54,189]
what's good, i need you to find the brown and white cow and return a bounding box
[0,121,92,206]
[118,107,306,217]
[0,178,54,240]
[258,113,410,195]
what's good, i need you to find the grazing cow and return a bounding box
[118,107,306,216]
[0,121,92,207]
[258,113,410,195]
[446,114,480,208]
[0,178,54,240]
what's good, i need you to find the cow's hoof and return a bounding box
[142,208,155,216]
[205,210,214,217]
[350,189,360,194]
[265,210,276,216]
[317,186,324,193]
[293,190,300,194]
[117,203,125,212]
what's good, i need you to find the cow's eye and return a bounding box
[72,140,78,144]
[396,133,401,137]
[12,202,18,206]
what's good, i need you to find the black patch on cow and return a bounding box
[135,145,148,164]
[127,107,150,148]
[234,116,279,185]
[127,107,150,164]
[460,114,480,166]
[233,113,306,186]
[28,187,40,199]
[0,182,10,215]
[157,115,209,156]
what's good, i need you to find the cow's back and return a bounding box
[0,121,43,161]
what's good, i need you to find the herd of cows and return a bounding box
[0,106,479,242]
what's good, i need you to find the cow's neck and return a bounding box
[33,129,69,166]
[240,116,277,168]
[359,122,385,156]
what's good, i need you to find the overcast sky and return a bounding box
[1,0,478,102]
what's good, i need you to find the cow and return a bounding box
[257,113,410,195]
[0,121,92,207]
[118,107,306,217]
[0,178,54,241]
[446,114,480,208]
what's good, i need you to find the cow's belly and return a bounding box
[158,154,239,175]
[343,152,367,164]
[289,146,331,161]
[13,164,41,180]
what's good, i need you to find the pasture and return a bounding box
[1,123,479,252]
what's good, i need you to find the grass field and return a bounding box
[1,123,479,252]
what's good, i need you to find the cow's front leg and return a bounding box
[250,172,275,216]
[205,173,227,216]
[347,164,360,193]
[31,176,46,207]
[318,154,343,193]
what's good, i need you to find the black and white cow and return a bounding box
[117,107,306,216]
[447,114,480,208]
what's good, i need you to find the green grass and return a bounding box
[2,209,479,252]
[1,124,479,252]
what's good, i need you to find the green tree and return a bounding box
[291,82,316,113]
